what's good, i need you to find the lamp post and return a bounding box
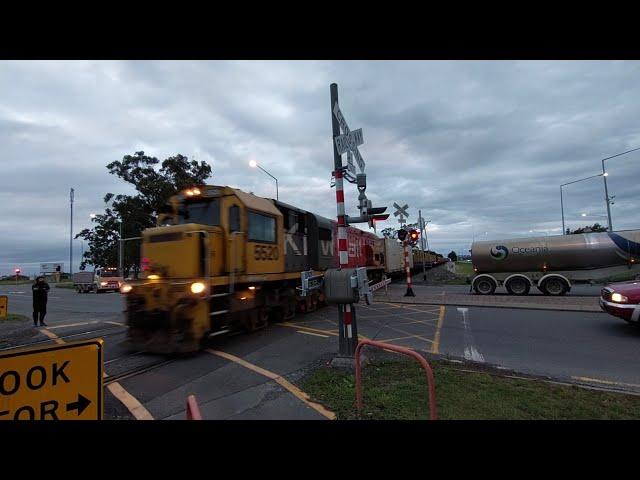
[249,160,279,201]
[600,146,640,232]
[70,188,74,277]
[560,172,607,235]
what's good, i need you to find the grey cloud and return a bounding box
[1,60,640,274]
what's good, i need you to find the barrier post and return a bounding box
[355,339,437,420]
[186,394,203,420]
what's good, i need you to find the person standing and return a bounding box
[32,276,50,327]
[54,265,61,283]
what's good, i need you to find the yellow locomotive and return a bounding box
[121,185,384,353]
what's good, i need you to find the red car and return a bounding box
[599,281,640,323]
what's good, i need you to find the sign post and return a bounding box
[0,339,103,420]
[331,83,359,358]
[394,203,415,297]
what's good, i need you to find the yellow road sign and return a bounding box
[0,339,103,420]
[0,296,7,318]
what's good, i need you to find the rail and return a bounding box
[355,339,437,420]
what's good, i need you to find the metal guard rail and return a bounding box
[355,339,437,420]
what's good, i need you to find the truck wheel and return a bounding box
[540,277,568,296]
[473,277,496,295]
[505,277,530,295]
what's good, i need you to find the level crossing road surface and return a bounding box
[2,282,639,421]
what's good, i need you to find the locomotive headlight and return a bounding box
[100,282,108,286]
[611,293,628,303]
[190,282,206,294]
[120,283,133,294]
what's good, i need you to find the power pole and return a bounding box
[70,188,74,277]
[419,210,427,281]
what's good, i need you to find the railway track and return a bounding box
[0,322,128,352]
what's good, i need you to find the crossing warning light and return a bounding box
[409,229,420,244]
[397,229,408,241]
[14,268,20,275]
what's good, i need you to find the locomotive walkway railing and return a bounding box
[355,339,438,420]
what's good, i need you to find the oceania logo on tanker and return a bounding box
[511,246,548,255]
[491,245,548,259]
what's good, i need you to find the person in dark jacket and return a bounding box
[32,276,50,327]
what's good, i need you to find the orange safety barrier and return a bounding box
[186,394,203,420]
[355,339,437,420]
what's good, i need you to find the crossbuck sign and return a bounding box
[393,202,409,225]
[333,102,365,175]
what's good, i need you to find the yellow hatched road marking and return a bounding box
[376,335,422,343]
[280,322,338,336]
[207,349,336,420]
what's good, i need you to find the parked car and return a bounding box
[599,281,640,323]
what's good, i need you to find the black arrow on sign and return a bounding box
[66,394,91,416]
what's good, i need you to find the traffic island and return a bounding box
[299,355,640,420]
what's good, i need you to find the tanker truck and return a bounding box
[469,230,640,295]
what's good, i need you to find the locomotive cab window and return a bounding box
[248,211,276,243]
[229,205,240,232]
[177,198,220,226]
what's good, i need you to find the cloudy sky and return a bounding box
[2,60,640,275]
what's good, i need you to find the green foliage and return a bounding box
[568,223,608,234]
[75,151,212,274]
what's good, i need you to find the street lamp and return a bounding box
[560,172,608,235]
[249,160,279,200]
[600,146,640,232]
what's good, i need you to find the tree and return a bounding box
[76,151,212,274]
[567,223,608,234]
[381,227,397,239]
[448,251,458,262]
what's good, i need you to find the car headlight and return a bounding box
[100,282,108,286]
[611,292,629,303]
[120,283,133,294]
[190,282,206,294]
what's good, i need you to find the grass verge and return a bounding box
[55,282,75,289]
[454,261,474,276]
[299,358,640,420]
[2,314,30,322]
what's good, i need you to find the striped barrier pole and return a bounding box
[404,241,415,297]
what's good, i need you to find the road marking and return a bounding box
[457,307,484,362]
[572,376,640,389]
[207,349,336,420]
[105,382,154,420]
[431,306,445,355]
[105,321,125,326]
[296,330,330,338]
[47,321,101,329]
[42,325,153,420]
[376,335,421,343]
[367,318,433,344]
[40,328,66,345]
[280,322,338,336]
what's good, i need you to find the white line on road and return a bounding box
[457,307,485,363]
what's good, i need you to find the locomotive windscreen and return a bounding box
[176,199,220,226]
